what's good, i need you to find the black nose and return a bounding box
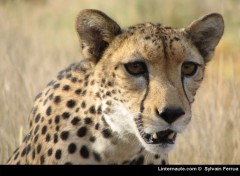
[157,108,185,124]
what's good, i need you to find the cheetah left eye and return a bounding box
[124,61,148,76]
[181,62,198,77]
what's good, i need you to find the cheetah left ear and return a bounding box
[185,13,224,63]
[76,9,121,64]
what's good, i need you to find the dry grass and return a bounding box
[0,0,239,164]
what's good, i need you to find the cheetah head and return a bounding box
[76,10,224,155]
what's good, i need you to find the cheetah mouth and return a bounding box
[135,118,177,145]
[142,130,177,145]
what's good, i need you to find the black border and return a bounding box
[0,165,240,176]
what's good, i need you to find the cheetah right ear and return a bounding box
[185,13,224,63]
[76,9,121,64]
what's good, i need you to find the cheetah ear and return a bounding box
[185,13,224,63]
[76,9,121,64]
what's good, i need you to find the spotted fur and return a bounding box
[7,9,224,165]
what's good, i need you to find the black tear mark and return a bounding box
[140,75,149,113]
[181,76,190,105]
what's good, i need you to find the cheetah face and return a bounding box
[98,33,204,154]
[76,10,224,155]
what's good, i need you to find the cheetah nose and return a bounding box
[156,107,185,124]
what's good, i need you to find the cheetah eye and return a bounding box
[124,61,148,76]
[181,61,198,77]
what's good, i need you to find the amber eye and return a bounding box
[181,62,198,77]
[124,61,148,76]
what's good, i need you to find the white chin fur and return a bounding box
[145,143,175,155]
[101,100,136,136]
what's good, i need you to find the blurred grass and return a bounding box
[0,0,239,164]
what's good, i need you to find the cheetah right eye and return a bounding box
[181,61,199,77]
[124,61,148,76]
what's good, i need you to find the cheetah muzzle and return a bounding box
[7,9,224,165]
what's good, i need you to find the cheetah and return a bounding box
[7,9,224,165]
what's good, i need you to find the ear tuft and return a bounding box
[185,13,224,62]
[76,9,121,64]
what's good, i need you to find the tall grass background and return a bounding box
[0,0,239,164]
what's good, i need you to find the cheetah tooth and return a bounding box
[152,133,158,140]
[168,132,175,139]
